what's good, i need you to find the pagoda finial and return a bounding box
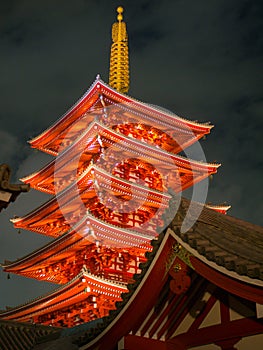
[109,6,130,94]
[117,6,123,21]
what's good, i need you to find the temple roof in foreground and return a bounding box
[4,196,259,350]
[0,197,262,349]
[170,197,263,283]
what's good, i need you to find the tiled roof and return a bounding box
[169,197,263,281]
[0,320,59,350]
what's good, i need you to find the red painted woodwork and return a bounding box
[0,270,127,327]
[23,121,218,195]
[169,258,191,295]
[147,294,180,338]
[4,237,147,284]
[219,292,231,323]
[162,278,207,340]
[191,256,263,304]
[215,338,241,350]
[86,236,175,350]
[121,334,168,350]
[188,291,217,332]
[169,317,263,348]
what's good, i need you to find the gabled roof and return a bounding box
[29,77,213,156]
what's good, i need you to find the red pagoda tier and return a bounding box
[2,218,149,284]
[0,267,127,328]
[21,102,218,195]
[12,164,172,237]
[28,77,213,157]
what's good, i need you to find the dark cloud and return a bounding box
[0,0,262,309]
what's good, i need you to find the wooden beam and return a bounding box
[121,335,183,350]
[188,291,217,332]
[191,256,263,304]
[169,317,263,348]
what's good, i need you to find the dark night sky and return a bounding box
[0,0,262,310]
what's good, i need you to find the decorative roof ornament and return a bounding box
[0,164,30,213]
[109,6,130,93]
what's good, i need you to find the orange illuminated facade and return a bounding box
[1,75,219,327]
[0,8,221,329]
[1,268,127,327]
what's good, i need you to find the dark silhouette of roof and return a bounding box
[0,319,59,350]
[0,164,30,213]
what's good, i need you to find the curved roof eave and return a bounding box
[29,76,213,148]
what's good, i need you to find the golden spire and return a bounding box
[109,6,130,94]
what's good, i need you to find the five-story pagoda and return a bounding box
[0,7,219,328]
